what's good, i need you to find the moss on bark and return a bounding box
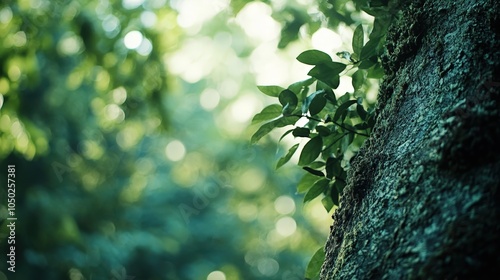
[321,0,500,279]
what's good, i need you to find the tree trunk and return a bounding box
[321,0,500,279]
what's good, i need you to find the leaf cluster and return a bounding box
[251,24,385,213]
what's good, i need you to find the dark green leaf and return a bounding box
[251,104,283,124]
[276,143,299,169]
[358,56,378,69]
[315,125,331,136]
[360,36,382,60]
[334,178,346,193]
[356,104,367,120]
[251,116,300,144]
[304,178,328,203]
[309,94,327,116]
[305,247,325,279]
[352,24,364,55]
[301,89,324,114]
[303,166,325,177]
[257,85,285,97]
[333,100,357,121]
[297,173,321,193]
[297,49,332,65]
[341,131,355,153]
[351,70,365,91]
[298,136,323,166]
[307,62,346,87]
[354,122,371,130]
[326,157,343,179]
[330,183,339,206]
[279,89,298,115]
[293,127,311,138]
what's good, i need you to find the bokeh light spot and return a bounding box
[275,216,297,237]
[257,258,279,277]
[207,270,226,280]
[274,196,295,215]
[165,140,186,162]
[200,88,220,111]
[124,30,144,49]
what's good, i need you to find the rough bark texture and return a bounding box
[321,0,500,279]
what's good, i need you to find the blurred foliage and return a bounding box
[0,0,375,279]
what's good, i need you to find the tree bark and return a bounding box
[321,0,500,279]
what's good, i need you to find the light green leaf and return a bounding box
[322,195,335,212]
[276,143,299,169]
[303,178,328,203]
[257,85,285,97]
[352,24,364,55]
[251,116,300,144]
[251,104,283,124]
[305,247,325,279]
[298,136,323,166]
[297,173,322,193]
[297,49,332,65]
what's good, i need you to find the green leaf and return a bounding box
[330,183,340,206]
[352,24,364,55]
[304,178,328,203]
[301,89,324,114]
[315,125,331,136]
[356,104,367,120]
[297,49,332,65]
[360,36,382,60]
[257,85,285,97]
[303,166,325,177]
[351,70,365,91]
[279,89,298,115]
[288,77,315,95]
[276,143,299,169]
[334,178,346,193]
[307,62,346,89]
[251,116,300,144]
[333,100,357,122]
[297,173,321,193]
[321,195,335,212]
[305,247,325,279]
[325,157,342,180]
[251,104,283,124]
[278,128,294,142]
[298,136,323,166]
[293,127,311,138]
[308,161,326,169]
[367,62,385,79]
[341,131,355,153]
[358,56,378,69]
[309,94,327,116]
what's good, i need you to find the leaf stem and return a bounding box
[292,114,370,137]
